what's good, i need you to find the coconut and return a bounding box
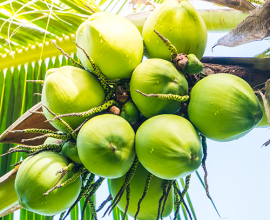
[15,152,81,216]
[77,114,135,178]
[135,114,202,180]
[130,58,188,118]
[41,66,105,133]
[110,163,174,220]
[62,141,81,163]
[76,12,143,80]
[142,0,207,60]
[188,73,263,141]
[120,100,140,124]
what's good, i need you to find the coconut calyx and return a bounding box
[173,53,189,70]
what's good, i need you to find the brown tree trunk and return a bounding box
[200,63,270,90]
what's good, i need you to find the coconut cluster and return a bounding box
[4,1,263,220]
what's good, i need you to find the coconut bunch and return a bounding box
[0,0,264,220]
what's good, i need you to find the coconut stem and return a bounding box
[173,185,180,220]
[173,175,191,219]
[43,165,85,196]
[134,173,153,219]
[21,133,72,143]
[161,180,173,219]
[26,80,44,84]
[89,199,98,220]
[52,41,84,69]
[59,211,66,220]
[154,30,178,60]
[63,173,95,220]
[103,156,139,217]
[8,128,58,135]
[156,180,169,220]
[104,83,117,102]
[48,100,116,122]
[82,177,105,220]
[135,90,189,102]
[74,41,110,94]
[42,104,77,138]
[96,194,113,212]
[123,183,130,220]
[1,143,64,157]
[201,135,211,199]
[173,180,192,220]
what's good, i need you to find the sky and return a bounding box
[13,0,270,220]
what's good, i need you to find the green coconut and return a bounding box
[183,54,203,74]
[15,152,81,216]
[142,0,207,60]
[135,114,202,180]
[110,163,174,220]
[120,100,140,124]
[62,141,81,163]
[256,98,269,127]
[77,114,135,178]
[76,12,143,80]
[188,73,263,141]
[130,58,188,118]
[41,66,105,133]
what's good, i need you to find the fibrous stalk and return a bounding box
[26,80,44,84]
[103,156,139,217]
[1,143,64,157]
[48,100,116,122]
[82,177,105,220]
[154,30,178,60]
[134,173,153,219]
[43,165,85,196]
[52,41,84,69]
[173,180,192,220]
[161,180,173,219]
[62,173,95,220]
[156,180,169,220]
[96,194,113,212]
[136,90,189,102]
[74,41,110,93]
[21,133,71,143]
[201,135,211,199]
[42,104,76,138]
[9,128,58,135]
[123,183,130,220]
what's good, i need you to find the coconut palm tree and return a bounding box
[0,0,269,219]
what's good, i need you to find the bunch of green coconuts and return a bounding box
[5,0,264,219]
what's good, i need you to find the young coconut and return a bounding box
[41,66,105,133]
[76,12,143,80]
[14,152,81,216]
[135,114,202,180]
[62,141,81,163]
[120,100,140,124]
[77,114,136,178]
[110,163,174,220]
[256,98,269,127]
[130,58,189,118]
[142,0,207,60]
[187,73,263,141]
